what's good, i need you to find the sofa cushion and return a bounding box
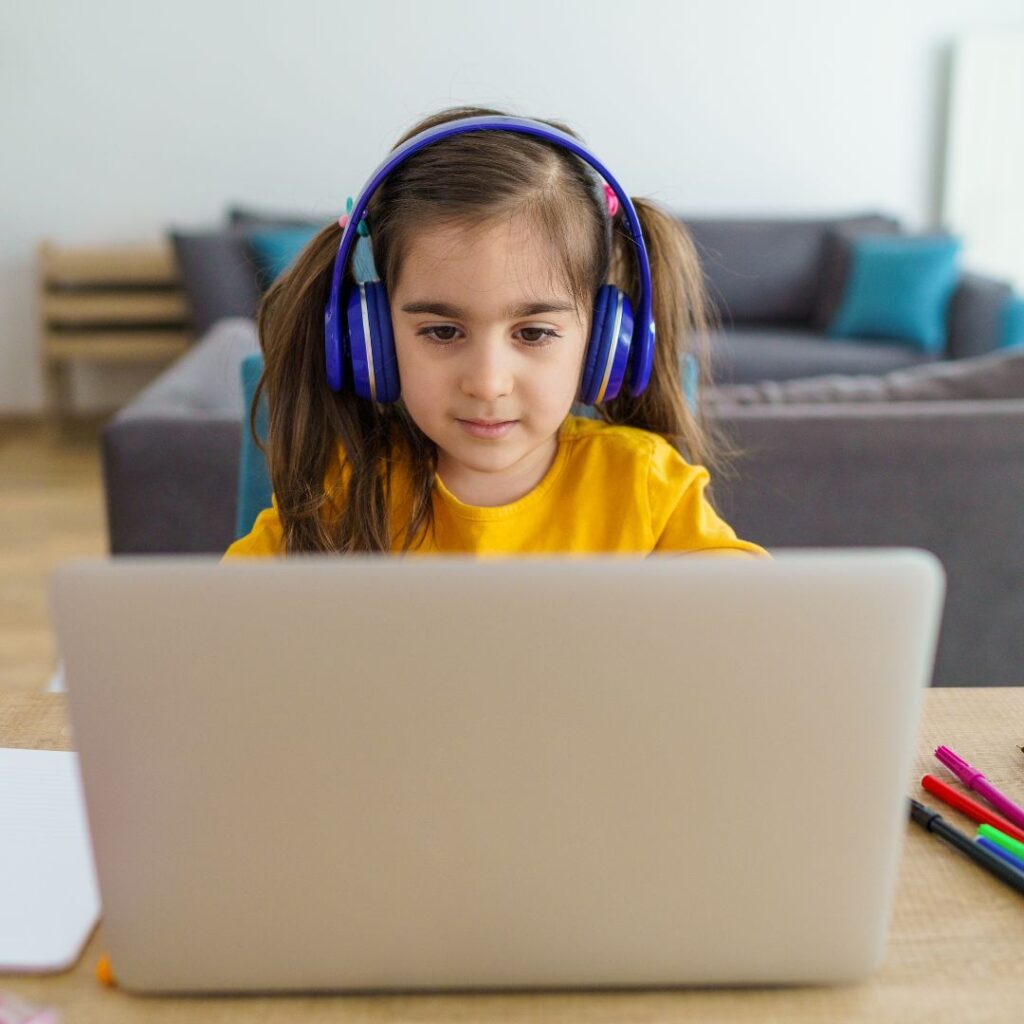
[247,226,321,289]
[810,216,904,331]
[681,213,900,327]
[168,229,263,336]
[705,344,1024,405]
[707,327,935,385]
[114,317,261,420]
[946,272,1016,359]
[236,352,272,540]
[825,235,962,354]
[1004,294,1024,350]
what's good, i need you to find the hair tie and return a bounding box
[338,196,371,235]
[603,183,620,218]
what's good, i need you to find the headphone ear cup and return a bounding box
[581,285,634,404]
[344,281,399,403]
[579,286,613,405]
[370,281,400,403]
[346,284,373,400]
[324,292,346,392]
[607,290,635,401]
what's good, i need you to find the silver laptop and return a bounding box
[50,549,945,995]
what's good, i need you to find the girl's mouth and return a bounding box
[457,419,518,439]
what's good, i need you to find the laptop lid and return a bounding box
[50,549,945,994]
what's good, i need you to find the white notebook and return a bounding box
[0,748,101,972]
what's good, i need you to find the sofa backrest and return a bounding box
[708,398,1024,687]
[680,213,902,327]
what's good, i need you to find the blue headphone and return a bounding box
[323,115,656,406]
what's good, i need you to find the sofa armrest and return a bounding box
[102,418,243,553]
[709,400,1024,687]
[101,318,260,555]
[947,272,1014,359]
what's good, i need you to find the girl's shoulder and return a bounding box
[561,414,706,492]
[223,493,284,559]
[562,413,682,463]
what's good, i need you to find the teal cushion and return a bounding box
[826,235,962,354]
[235,353,273,540]
[682,352,699,408]
[1001,294,1024,349]
[247,227,319,288]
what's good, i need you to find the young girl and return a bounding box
[224,106,767,559]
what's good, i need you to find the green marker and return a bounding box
[978,822,1024,862]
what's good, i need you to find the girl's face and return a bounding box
[390,216,589,507]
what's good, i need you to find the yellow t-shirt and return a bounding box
[223,415,769,559]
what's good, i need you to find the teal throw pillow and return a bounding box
[826,235,962,354]
[235,353,272,540]
[1001,294,1024,350]
[247,226,320,289]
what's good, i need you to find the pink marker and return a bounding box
[935,745,1024,830]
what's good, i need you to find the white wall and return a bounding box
[3,0,1023,413]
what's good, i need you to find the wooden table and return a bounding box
[3,689,1024,1022]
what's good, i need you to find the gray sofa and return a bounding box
[709,397,1024,689]
[102,318,1024,688]
[169,208,1016,385]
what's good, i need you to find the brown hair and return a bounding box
[252,104,731,554]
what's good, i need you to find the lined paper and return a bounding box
[0,748,100,972]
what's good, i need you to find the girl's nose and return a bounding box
[459,340,514,401]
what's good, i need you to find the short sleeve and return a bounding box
[222,493,285,559]
[647,441,769,557]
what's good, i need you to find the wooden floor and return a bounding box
[0,420,107,692]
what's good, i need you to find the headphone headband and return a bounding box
[325,115,655,396]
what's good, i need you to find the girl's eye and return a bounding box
[416,326,561,347]
[419,325,460,344]
[516,328,560,346]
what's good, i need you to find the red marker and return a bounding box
[921,774,1024,844]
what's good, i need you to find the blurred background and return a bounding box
[2,0,1023,691]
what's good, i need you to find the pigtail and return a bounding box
[597,197,739,484]
[252,222,344,551]
[252,220,436,554]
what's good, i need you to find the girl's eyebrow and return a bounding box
[399,300,577,319]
